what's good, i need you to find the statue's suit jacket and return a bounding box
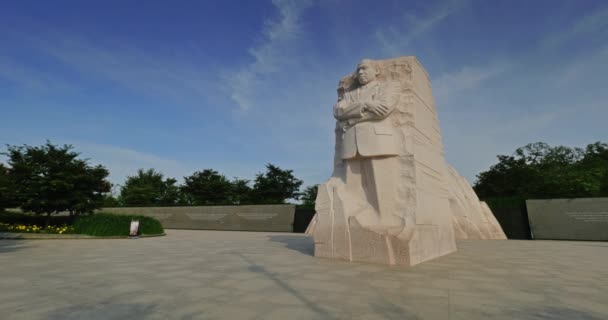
[334,80,400,160]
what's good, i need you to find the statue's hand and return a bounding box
[365,103,390,117]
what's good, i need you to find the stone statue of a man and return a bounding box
[308,56,505,266]
[333,59,403,231]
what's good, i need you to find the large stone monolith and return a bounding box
[306,56,505,266]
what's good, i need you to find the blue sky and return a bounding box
[1,0,607,192]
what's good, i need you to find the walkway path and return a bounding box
[1,230,607,319]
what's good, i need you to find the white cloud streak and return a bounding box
[542,6,608,48]
[0,140,194,187]
[433,62,508,103]
[375,0,470,55]
[0,55,74,93]
[75,142,195,187]
[552,45,608,87]
[225,0,313,111]
[18,36,215,105]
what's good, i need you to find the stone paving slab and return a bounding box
[0,230,607,319]
[0,232,165,240]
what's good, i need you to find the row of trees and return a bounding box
[474,141,608,200]
[6,139,603,219]
[107,165,318,207]
[0,142,319,219]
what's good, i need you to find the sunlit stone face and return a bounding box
[357,61,377,85]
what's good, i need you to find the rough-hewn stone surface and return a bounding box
[309,56,505,267]
[446,165,507,240]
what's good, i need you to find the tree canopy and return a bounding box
[2,142,110,217]
[230,178,253,205]
[119,168,180,206]
[300,185,318,209]
[1,141,312,210]
[180,170,257,205]
[0,163,18,211]
[251,164,303,204]
[181,169,234,205]
[474,141,608,200]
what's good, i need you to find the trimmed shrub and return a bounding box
[72,213,164,236]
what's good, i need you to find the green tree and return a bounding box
[300,185,318,209]
[119,169,179,206]
[579,142,608,196]
[251,164,303,204]
[474,141,608,200]
[0,163,18,211]
[229,178,252,205]
[181,169,234,205]
[2,142,111,225]
[101,194,121,207]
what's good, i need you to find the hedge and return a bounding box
[0,211,164,237]
[72,212,164,236]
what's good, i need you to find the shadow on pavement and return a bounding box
[238,251,418,319]
[237,253,334,319]
[0,239,29,253]
[369,300,418,320]
[568,243,608,248]
[508,305,605,320]
[267,234,314,256]
[45,301,157,320]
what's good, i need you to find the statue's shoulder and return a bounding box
[378,80,401,93]
[384,79,401,87]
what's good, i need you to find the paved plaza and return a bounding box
[1,230,607,320]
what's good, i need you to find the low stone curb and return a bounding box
[0,232,166,240]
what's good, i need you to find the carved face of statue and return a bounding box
[357,61,378,85]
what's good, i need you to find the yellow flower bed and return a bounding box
[0,222,74,234]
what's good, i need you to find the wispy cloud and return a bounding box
[0,55,74,93]
[19,35,216,105]
[75,142,195,186]
[552,45,608,88]
[375,0,470,56]
[225,0,313,111]
[433,62,508,103]
[442,108,568,184]
[487,109,567,138]
[542,6,608,48]
[0,140,194,186]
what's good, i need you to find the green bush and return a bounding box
[0,211,164,237]
[72,213,164,236]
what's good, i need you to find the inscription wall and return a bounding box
[526,198,608,241]
[103,205,296,232]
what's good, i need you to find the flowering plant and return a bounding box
[0,223,74,234]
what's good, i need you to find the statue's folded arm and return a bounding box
[360,81,400,121]
[333,100,364,121]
